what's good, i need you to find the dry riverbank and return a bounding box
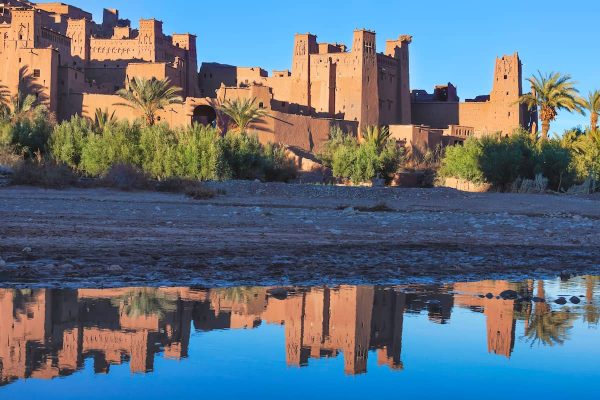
[1,182,599,288]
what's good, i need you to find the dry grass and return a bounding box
[336,202,395,213]
[156,177,224,200]
[0,146,21,169]
[11,160,78,189]
[101,164,153,191]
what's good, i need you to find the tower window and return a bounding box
[504,75,508,80]
[33,69,41,78]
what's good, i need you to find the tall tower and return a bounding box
[385,35,412,124]
[489,53,526,134]
[138,19,163,62]
[66,18,92,67]
[172,33,199,97]
[10,9,42,49]
[352,29,379,129]
[290,33,317,113]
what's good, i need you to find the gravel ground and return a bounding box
[0,182,599,288]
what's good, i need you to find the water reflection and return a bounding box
[0,277,598,387]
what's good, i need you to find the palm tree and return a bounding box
[217,98,268,134]
[583,90,600,132]
[523,281,577,347]
[361,125,392,151]
[93,107,117,132]
[116,77,183,126]
[0,83,9,121]
[112,288,177,319]
[9,90,41,122]
[518,72,585,141]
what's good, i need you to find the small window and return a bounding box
[504,75,508,80]
[33,69,41,78]
[259,102,264,108]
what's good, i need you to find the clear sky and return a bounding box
[68,0,599,134]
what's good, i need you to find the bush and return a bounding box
[536,140,574,191]
[570,130,600,181]
[47,117,296,183]
[439,132,574,191]
[50,115,92,169]
[263,143,297,182]
[323,127,402,184]
[439,138,485,183]
[221,133,266,180]
[4,110,54,156]
[80,121,140,176]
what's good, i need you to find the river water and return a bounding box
[1,276,599,399]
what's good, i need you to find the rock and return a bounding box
[329,229,342,235]
[0,259,6,268]
[22,247,32,254]
[108,264,123,272]
[554,297,567,305]
[500,290,519,300]
[485,293,494,299]
[0,165,14,175]
[570,296,581,304]
[268,288,288,300]
[532,297,546,303]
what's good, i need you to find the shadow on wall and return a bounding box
[411,102,459,129]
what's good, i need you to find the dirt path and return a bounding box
[1,182,599,288]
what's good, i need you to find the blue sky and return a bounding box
[70,0,599,134]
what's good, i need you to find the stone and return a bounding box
[268,288,288,300]
[532,297,545,303]
[22,247,32,254]
[0,259,6,268]
[570,296,581,304]
[554,297,567,305]
[485,293,494,299]
[500,290,518,300]
[108,264,123,272]
[0,165,14,175]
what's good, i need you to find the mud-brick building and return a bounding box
[0,1,537,155]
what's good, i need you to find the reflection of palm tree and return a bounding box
[584,276,599,326]
[215,287,265,305]
[112,288,177,319]
[523,281,577,346]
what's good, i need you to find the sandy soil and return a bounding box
[1,182,599,288]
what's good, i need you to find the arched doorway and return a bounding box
[192,105,217,126]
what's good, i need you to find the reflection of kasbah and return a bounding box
[0,1,536,155]
[0,280,594,385]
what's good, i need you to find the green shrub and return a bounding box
[439,138,485,183]
[536,140,574,190]
[50,115,92,169]
[570,130,600,181]
[263,143,297,182]
[7,110,54,156]
[221,133,266,180]
[328,131,402,184]
[439,131,575,191]
[172,124,226,181]
[80,121,140,176]
[46,118,296,183]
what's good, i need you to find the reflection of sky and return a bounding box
[4,283,600,399]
